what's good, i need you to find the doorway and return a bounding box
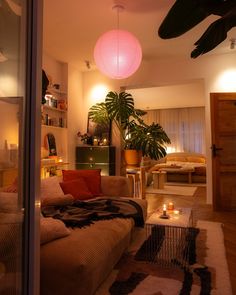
[211,92,236,211]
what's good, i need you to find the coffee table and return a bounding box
[145,208,193,268]
[159,167,195,184]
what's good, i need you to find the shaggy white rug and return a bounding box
[96,220,232,295]
[146,185,197,196]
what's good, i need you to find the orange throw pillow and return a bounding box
[60,178,93,200]
[62,169,102,196]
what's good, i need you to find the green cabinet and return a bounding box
[76,146,116,175]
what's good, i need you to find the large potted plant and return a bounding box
[88,91,170,166]
[127,121,171,160]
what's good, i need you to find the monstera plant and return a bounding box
[158,0,236,58]
[89,91,170,164]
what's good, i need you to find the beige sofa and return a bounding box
[40,175,147,295]
[149,152,206,184]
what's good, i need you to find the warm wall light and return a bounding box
[94,4,142,79]
[217,69,236,91]
[90,84,109,104]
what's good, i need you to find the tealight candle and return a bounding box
[163,204,167,216]
[168,202,174,210]
[58,157,63,163]
[173,209,180,215]
[93,137,98,146]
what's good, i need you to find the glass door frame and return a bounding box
[22,0,42,294]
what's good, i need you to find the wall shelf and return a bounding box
[47,86,67,95]
[43,104,67,113]
[42,124,67,130]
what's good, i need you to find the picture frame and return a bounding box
[87,117,111,146]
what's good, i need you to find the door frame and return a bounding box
[22,1,42,294]
[210,92,236,211]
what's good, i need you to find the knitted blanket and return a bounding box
[42,198,144,228]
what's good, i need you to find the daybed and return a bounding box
[40,172,147,295]
[149,152,206,184]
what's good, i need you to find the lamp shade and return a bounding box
[94,29,142,79]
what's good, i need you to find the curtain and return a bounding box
[144,107,206,154]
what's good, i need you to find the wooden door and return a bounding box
[211,93,236,210]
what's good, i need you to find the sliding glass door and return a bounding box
[0,0,42,294]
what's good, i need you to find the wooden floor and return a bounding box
[146,186,236,294]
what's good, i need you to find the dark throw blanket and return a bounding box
[42,198,144,228]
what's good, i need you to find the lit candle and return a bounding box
[58,157,63,163]
[103,138,107,145]
[163,204,167,216]
[173,209,180,215]
[93,137,98,146]
[168,202,174,211]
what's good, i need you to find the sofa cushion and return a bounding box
[0,192,18,212]
[62,169,101,196]
[40,218,134,295]
[40,217,71,245]
[41,176,64,200]
[60,178,93,200]
[41,193,74,207]
[186,156,206,163]
[100,176,131,197]
[167,156,187,162]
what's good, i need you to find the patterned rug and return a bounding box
[96,221,232,295]
[145,185,197,196]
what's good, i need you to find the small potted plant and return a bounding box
[77,132,93,145]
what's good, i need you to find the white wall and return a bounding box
[67,64,83,169]
[0,61,19,97]
[128,81,205,110]
[81,51,236,204]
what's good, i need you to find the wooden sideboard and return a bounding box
[76,146,116,176]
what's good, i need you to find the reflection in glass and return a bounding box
[0,0,25,293]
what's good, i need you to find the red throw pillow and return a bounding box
[60,178,93,200]
[62,169,102,196]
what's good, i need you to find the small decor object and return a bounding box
[42,69,49,105]
[94,4,142,79]
[102,138,108,146]
[93,137,98,146]
[53,83,60,90]
[46,133,57,156]
[77,132,92,145]
[160,204,169,219]
[168,202,174,211]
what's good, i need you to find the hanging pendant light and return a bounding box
[94,4,142,79]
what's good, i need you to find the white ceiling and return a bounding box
[43,0,236,72]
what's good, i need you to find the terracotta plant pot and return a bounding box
[124,149,142,166]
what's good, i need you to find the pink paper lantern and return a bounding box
[94,29,142,79]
